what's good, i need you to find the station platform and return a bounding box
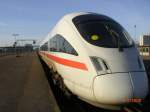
[0,53,60,112]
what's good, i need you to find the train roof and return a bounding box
[39,12,90,46]
[62,12,91,20]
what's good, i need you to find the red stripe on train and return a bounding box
[41,52,88,71]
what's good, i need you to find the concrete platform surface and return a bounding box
[0,53,60,112]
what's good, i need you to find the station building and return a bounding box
[139,34,150,57]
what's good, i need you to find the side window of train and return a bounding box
[58,35,78,56]
[50,34,78,56]
[41,42,48,51]
[50,37,57,52]
[56,35,65,52]
[45,42,48,51]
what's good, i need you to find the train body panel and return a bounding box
[39,12,149,110]
[93,72,148,104]
[85,45,145,73]
[40,51,96,101]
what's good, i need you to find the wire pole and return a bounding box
[134,25,137,44]
[12,34,19,55]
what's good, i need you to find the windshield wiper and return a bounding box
[110,30,123,52]
[105,26,123,52]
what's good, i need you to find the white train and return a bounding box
[39,12,148,110]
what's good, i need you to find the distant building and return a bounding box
[140,34,150,46]
[139,46,150,57]
[139,34,150,57]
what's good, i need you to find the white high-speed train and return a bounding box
[39,12,148,110]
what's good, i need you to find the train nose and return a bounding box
[129,72,148,98]
[93,72,148,104]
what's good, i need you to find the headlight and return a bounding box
[90,56,111,75]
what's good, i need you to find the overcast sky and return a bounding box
[0,0,150,46]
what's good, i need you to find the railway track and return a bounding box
[39,55,149,112]
[122,103,143,112]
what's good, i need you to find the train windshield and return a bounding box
[76,20,133,48]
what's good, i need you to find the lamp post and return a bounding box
[12,34,19,55]
[134,25,137,44]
